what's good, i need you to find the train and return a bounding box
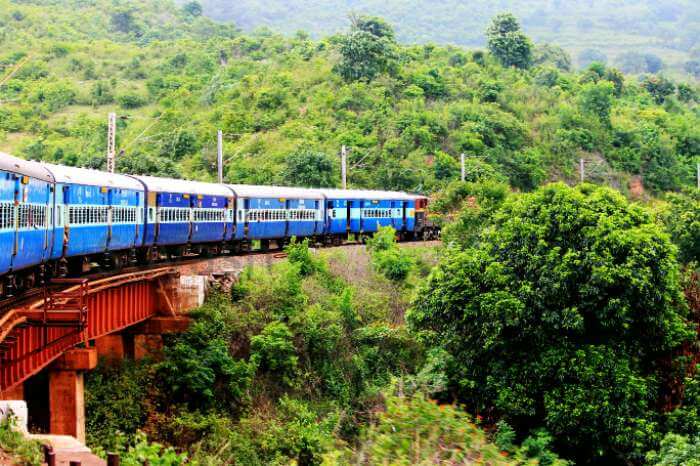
[0,151,438,296]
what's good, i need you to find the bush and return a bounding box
[157,295,254,412]
[117,92,147,109]
[646,433,700,466]
[285,237,322,276]
[85,359,153,451]
[366,226,414,282]
[408,183,694,463]
[250,322,299,386]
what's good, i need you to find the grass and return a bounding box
[0,417,43,466]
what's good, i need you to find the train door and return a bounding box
[12,174,52,271]
[0,171,16,275]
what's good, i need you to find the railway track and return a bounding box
[0,238,431,312]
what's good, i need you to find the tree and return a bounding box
[660,189,700,265]
[183,1,203,17]
[533,44,571,71]
[282,148,337,188]
[334,15,397,82]
[642,75,675,104]
[408,184,693,464]
[486,14,533,69]
[578,81,615,125]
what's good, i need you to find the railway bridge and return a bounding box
[0,253,280,446]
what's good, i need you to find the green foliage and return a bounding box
[665,366,700,438]
[183,2,203,17]
[533,44,571,71]
[366,226,414,282]
[102,431,188,466]
[157,294,254,412]
[486,14,533,69]
[408,183,694,463]
[439,180,510,248]
[642,75,676,104]
[282,148,337,188]
[659,189,700,265]
[0,3,697,193]
[250,322,299,386]
[85,359,153,450]
[646,433,700,466]
[578,81,614,125]
[117,92,147,109]
[325,391,568,465]
[285,237,323,276]
[334,15,397,82]
[0,417,43,466]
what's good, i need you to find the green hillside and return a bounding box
[0,0,698,195]
[197,0,700,75]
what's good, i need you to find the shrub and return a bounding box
[250,322,299,386]
[646,433,700,466]
[85,359,153,451]
[285,237,322,276]
[157,295,253,412]
[117,92,147,109]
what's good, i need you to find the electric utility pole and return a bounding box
[217,130,224,183]
[341,145,347,189]
[107,112,116,173]
[580,158,585,184]
[460,153,466,182]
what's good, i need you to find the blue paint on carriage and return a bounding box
[152,192,190,246]
[108,188,143,251]
[0,171,17,275]
[12,177,53,271]
[405,200,416,232]
[246,198,286,240]
[190,194,228,244]
[326,199,349,235]
[391,200,405,231]
[287,199,321,238]
[361,199,393,233]
[62,183,110,257]
[348,200,361,233]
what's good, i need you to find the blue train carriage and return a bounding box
[227,185,324,250]
[130,175,234,259]
[319,190,403,241]
[44,163,145,273]
[0,152,55,292]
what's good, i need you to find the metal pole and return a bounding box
[217,130,224,183]
[460,153,465,182]
[107,112,116,173]
[341,145,347,189]
[697,161,699,190]
[580,158,585,184]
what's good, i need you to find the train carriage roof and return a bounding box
[227,185,324,200]
[0,152,54,183]
[320,189,418,200]
[44,163,144,191]
[131,175,233,197]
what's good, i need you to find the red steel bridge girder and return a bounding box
[0,268,179,392]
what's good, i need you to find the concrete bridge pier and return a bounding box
[48,348,97,443]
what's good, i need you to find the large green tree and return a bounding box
[486,14,533,69]
[282,148,337,187]
[334,15,397,82]
[408,183,694,464]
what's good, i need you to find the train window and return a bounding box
[0,203,14,230]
